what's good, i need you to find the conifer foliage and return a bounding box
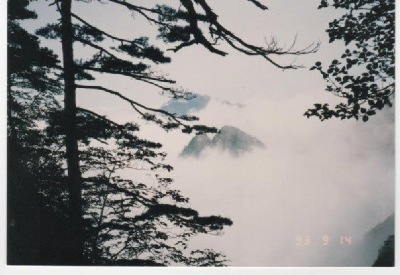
[8,0,316,265]
[8,0,70,264]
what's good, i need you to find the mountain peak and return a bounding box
[180,125,265,157]
[180,134,212,157]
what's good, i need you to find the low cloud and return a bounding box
[164,94,395,266]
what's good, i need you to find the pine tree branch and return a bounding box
[180,0,227,56]
[81,66,176,84]
[76,107,125,130]
[75,37,120,60]
[79,66,189,99]
[108,0,168,26]
[246,0,268,10]
[83,177,154,207]
[181,0,319,69]
[76,107,148,147]
[168,40,196,53]
[75,85,188,128]
[71,12,142,46]
[201,0,319,57]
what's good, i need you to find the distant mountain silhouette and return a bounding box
[362,213,395,266]
[317,213,395,267]
[161,94,210,116]
[180,134,213,157]
[348,213,395,266]
[160,95,245,116]
[364,213,394,243]
[181,125,265,157]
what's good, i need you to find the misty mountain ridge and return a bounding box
[364,213,394,239]
[181,125,265,157]
[346,213,395,266]
[161,94,246,117]
[361,213,394,265]
[364,213,394,241]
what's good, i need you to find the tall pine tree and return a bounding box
[7,0,71,264]
[10,0,318,265]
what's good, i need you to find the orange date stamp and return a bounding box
[295,235,352,246]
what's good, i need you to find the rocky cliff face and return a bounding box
[180,125,265,157]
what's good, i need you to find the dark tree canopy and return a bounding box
[8,0,318,266]
[45,106,233,265]
[8,0,233,266]
[7,0,71,264]
[305,0,395,122]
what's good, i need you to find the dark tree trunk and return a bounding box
[60,0,84,265]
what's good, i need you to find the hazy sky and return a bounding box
[12,0,397,269]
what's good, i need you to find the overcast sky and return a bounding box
[14,0,397,268]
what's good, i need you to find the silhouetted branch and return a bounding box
[81,66,175,84]
[75,37,120,60]
[75,85,188,128]
[84,177,154,207]
[180,0,228,56]
[71,13,137,45]
[76,107,125,130]
[108,0,169,26]
[181,0,319,68]
[247,0,268,10]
